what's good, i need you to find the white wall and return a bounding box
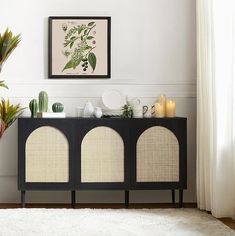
[0,0,196,203]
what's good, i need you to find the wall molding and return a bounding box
[5,78,197,86]
[2,83,196,98]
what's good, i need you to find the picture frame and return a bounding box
[48,16,111,79]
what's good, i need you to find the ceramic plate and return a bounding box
[102,90,126,110]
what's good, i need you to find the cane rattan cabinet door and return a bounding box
[81,126,124,183]
[25,126,69,183]
[136,126,179,183]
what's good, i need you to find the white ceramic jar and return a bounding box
[133,105,143,118]
[94,107,103,118]
[83,101,94,117]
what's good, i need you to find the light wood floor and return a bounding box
[0,203,234,230]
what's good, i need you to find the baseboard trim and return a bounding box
[0,203,197,209]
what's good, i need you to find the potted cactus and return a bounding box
[29,99,38,118]
[38,91,48,112]
[52,102,64,113]
[0,28,25,138]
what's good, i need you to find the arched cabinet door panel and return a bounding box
[81,126,124,183]
[25,126,69,183]
[136,126,179,182]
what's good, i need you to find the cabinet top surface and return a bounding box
[19,117,187,120]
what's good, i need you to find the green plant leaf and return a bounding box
[77,27,83,35]
[69,42,74,48]
[62,59,74,71]
[72,57,83,69]
[0,81,8,89]
[88,52,97,71]
[84,45,92,50]
[88,22,95,27]
[62,57,83,71]
[64,36,78,48]
[63,40,70,47]
[0,29,21,72]
[87,36,94,40]
[0,98,26,134]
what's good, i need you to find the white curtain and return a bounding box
[197,0,235,218]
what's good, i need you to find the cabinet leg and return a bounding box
[21,190,26,208]
[71,191,76,209]
[179,189,183,208]
[171,190,175,205]
[125,190,129,208]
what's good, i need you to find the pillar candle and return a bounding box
[166,100,176,117]
[158,95,166,105]
[157,94,166,116]
[155,102,165,118]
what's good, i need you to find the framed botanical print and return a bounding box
[48,16,111,79]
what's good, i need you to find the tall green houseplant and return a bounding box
[0,28,21,73]
[0,28,25,137]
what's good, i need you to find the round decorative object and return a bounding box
[52,103,64,113]
[102,90,126,110]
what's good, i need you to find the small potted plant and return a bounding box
[122,103,133,118]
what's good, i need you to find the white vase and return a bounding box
[83,101,94,117]
[94,107,103,118]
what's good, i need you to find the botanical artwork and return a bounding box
[49,17,111,78]
[62,22,97,73]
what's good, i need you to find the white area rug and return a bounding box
[0,208,234,236]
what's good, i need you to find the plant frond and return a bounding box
[0,28,21,72]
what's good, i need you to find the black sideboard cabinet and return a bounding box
[18,117,187,208]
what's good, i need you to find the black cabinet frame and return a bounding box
[18,117,187,208]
